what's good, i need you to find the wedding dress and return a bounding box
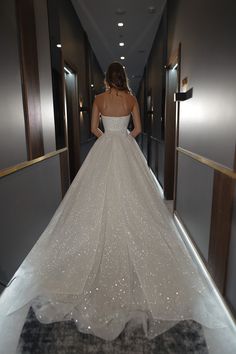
[0,115,229,343]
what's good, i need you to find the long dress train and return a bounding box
[0,115,230,344]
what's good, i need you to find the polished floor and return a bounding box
[0,172,236,354]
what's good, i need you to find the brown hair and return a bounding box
[105,62,131,93]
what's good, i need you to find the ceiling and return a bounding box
[71,0,166,94]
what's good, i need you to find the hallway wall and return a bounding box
[137,9,167,186]
[0,0,103,289]
[59,0,104,164]
[138,0,236,313]
[167,0,235,169]
[167,0,236,311]
[0,1,28,169]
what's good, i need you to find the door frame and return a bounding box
[63,60,80,182]
[164,43,181,207]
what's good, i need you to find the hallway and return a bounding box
[1,0,236,353]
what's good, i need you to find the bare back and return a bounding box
[91,88,142,138]
[95,90,135,117]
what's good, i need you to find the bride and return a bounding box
[0,62,230,349]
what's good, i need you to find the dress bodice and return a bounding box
[101,115,130,134]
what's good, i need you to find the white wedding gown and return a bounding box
[0,115,232,349]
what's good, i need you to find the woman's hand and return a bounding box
[129,128,141,138]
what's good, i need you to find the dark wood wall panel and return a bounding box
[137,7,167,184]
[47,0,66,150]
[33,0,56,154]
[225,146,236,314]
[164,67,178,199]
[16,0,44,159]
[0,0,28,169]
[64,70,80,180]
[208,172,235,293]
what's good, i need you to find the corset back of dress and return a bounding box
[101,115,130,134]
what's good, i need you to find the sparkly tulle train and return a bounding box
[3,115,228,340]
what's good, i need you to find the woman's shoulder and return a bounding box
[93,93,106,106]
[95,92,106,100]
[94,90,136,101]
[127,91,137,104]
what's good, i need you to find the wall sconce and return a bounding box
[79,96,88,112]
[182,77,188,92]
[172,63,178,70]
[174,88,193,102]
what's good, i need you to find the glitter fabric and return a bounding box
[4,115,227,340]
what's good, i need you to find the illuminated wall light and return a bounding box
[56,43,62,48]
[80,111,84,121]
[119,42,125,46]
[91,84,94,87]
[64,67,72,75]
[120,56,125,60]
[118,22,124,27]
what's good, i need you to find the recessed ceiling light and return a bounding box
[118,22,124,27]
[119,42,125,46]
[131,74,142,79]
[116,8,126,15]
[120,56,125,60]
[148,6,156,14]
[56,43,62,48]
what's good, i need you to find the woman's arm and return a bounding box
[91,97,104,138]
[129,96,142,138]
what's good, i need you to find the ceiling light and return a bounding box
[116,8,126,15]
[119,42,125,46]
[56,43,62,48]
[120,56,125,60]
[148,6,156,14]
[118,22,124,27]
